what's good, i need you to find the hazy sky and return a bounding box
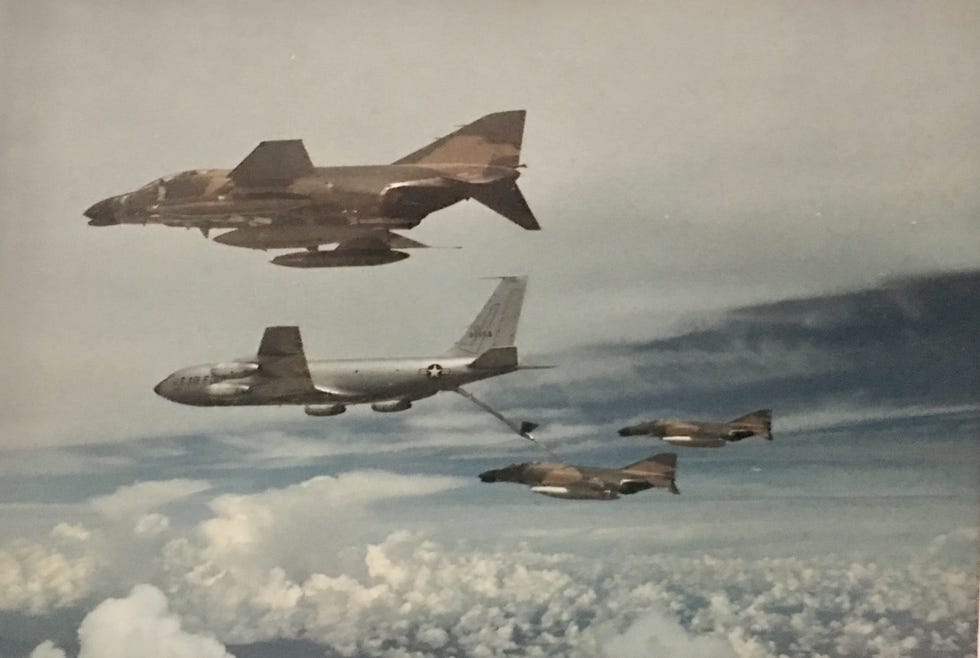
[0,0,977,448]
[0,2,977,657]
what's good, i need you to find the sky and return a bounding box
[0,1,978,657]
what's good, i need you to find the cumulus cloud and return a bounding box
[595,608,738,658]
[29,640,67,658]
[89,479,211,519]
[0,523,100,614]
[134,513,171,538]
[153,528,977,658]
[1,468,975,657]
[50,584,233,658]
[77,584,232,658]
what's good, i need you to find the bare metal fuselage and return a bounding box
[154,355,515,407]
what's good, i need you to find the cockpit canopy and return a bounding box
[134,170,212,203]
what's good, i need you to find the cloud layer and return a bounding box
[13,471,977,658]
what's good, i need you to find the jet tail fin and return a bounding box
[393,110,525,168]
[730,409,773,439]
[447,277,527,357]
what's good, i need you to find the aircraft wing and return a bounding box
[229,140,315,187]
[251,326,318,399]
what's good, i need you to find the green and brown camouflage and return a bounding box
[84,111,537,267]
[618,409,773,447]
[479,453,679,500]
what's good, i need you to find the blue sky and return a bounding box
[1,2,978,657]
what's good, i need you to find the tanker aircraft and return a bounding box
[618,409,773,447]
[84,111,538,267]
[479,451,679,500]
[154,277,548,417]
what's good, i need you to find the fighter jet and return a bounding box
[84,111,538,267]
[154,277,547,417]
[618,409,773,447]
[479,452,679,500]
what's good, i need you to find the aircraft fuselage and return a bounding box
[86,164,516,233]
[154,355,515,407]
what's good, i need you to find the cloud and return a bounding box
[89,479,211,519]
[0,523,100,614]
[155,529,976,657]
[1,468,975,657]
[134,513,171,538]
[29,640,67,658]
[595,608,738,658]
[73,584,233,658]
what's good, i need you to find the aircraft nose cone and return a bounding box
[83,197,118,226]
[479,470,496,483]
[153,380,167,397]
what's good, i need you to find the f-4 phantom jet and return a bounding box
[618,409,773,447]
[84,111,537,267]
[154,277,548,417]
[479,452,679,500]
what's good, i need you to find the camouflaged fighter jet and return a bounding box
[618,409,773,447]
[479,451,679,500]
[84,111,538,267]
[154,277,548,416]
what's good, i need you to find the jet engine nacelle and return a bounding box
[304,404,347,417]
[206,382,251,397]
[210,362,259,379]
[370,399,412,413]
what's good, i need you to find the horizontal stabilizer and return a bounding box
[467,346,518,370]
[387,233,431,249]
[230,140,314,186]
[470,181,540,230]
